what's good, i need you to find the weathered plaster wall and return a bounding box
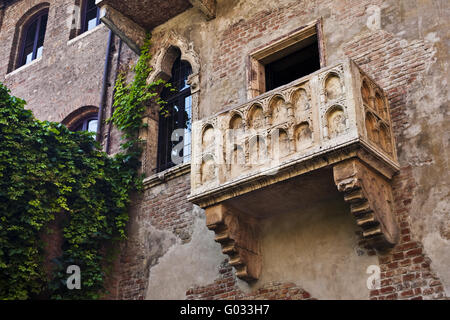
[258,193,378,300]
[132,0,448,300]
[110,173,197,299]
[377,1,449,297]
[145,206,227,300]
[122,169,379,300]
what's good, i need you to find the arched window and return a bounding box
[80,0,100,33]
[18,9,48,67]
[61,106,99,134]
[73,117,98,133]
[157,50,192,172]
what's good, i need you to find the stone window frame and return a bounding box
[157,53,193,173]
[142,32,201,183]
[7,2,50,73]
[247,18,326,100]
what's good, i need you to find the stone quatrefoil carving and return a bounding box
[189,59,400,281]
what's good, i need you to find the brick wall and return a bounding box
[108,172,194,300]
[186,260,314,300]
[0,0,110,123]
[344,29,446,300]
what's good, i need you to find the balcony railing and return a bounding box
[189,59,399,206]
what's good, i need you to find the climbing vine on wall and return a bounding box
[0,36,165,299]
[109,35,170,154]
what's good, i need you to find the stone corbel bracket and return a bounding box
[189,0,216,20]
[98,3,146,55]
[333,158,399,250]
[205,204,261,281]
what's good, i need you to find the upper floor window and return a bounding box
[61,106,99,135]
[81,0,100,33]
[248,20,325,98]
[19,10,48,67]
[73,117,98,133]
[264,34,320,91]
[157,50,193,172]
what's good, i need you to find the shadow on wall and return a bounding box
[230,168,379,300]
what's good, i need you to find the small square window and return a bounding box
[264,34,321,91]
[248,20,325,98]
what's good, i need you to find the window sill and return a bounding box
[143,162,191,190]
[67,23,105,46]
[5,57,42,78]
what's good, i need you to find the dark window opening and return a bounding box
[73,117,98,133]
[81,0,100,33]
[19,11,48,68]
[264,34,320,92]
[157,50,192,173]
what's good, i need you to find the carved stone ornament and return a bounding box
[205,204,261,281]
[333,159,399,249]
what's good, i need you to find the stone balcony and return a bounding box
[188,59,400,281]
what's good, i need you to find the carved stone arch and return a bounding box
[379,122,393,155]
[323,72,344,102]
[201,123,216,154]
[269,126,290,159]
[267,94,284,106]
[268,123,290,134]
[148,32,201,112]
[61,105,99,131]
[8,2,50,72]
[294,121,313,151]
[247,103,265,130]
[325,105,348,139]
[268,94,289,126]
[228,144,246,178]
[149,32,200,76]
[365,111,379,145]
[290,87,311,112]
[142,32,201,175]
[374,90,387,119]
[153,46,181,82]
[224,112,244,158]
[248,134,268,166]
[228,111,245,130]
[200,122,215,136]
[361,78,372,106]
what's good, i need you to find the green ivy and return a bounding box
[0,36,164,299]
[108,35,170,154]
